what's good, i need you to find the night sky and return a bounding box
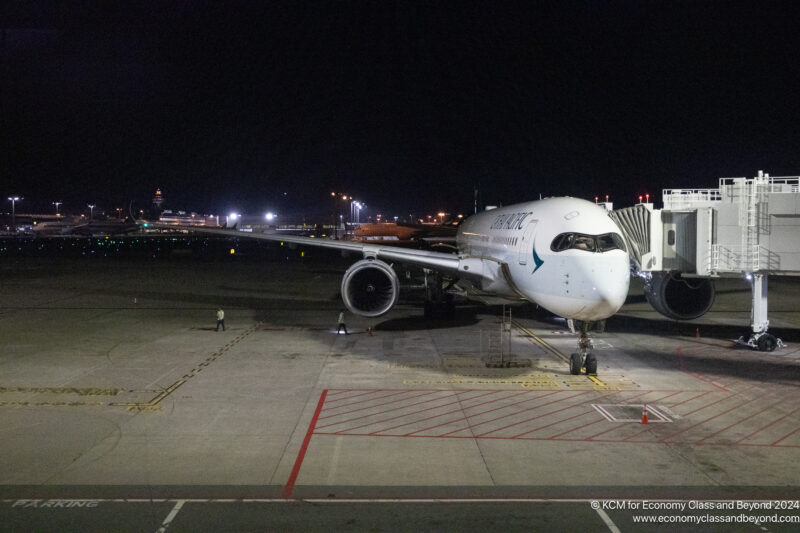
[3,1,800,218]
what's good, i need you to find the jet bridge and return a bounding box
[610,171,800,351]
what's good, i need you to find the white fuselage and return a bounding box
[456,197,630,321]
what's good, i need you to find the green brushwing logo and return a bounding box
[532,243,544,273]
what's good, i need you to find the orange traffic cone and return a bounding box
[641,404,649,424]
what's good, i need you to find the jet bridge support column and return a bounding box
[737,273,783,351]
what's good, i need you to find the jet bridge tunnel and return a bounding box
[609,172,800,350]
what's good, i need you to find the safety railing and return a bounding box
[662,188,722,209]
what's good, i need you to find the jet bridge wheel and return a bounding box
[757,334,778,352]
[569,353,582,375]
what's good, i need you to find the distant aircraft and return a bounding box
[347,222,457,249]
[168,197,631,375]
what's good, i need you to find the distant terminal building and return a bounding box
[158,210,219,227]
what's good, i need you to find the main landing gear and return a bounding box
[569,320,598,375]
[423,269,456,319]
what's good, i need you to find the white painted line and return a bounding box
[594,507,622,533]
[156,499,184,533]
[592,404,615,422]
[301,498,593,503]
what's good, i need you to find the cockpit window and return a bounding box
[573,235,596,251]
[551,232,626,253]
[596,233,626,252]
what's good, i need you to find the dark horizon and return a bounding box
[4,1,800,218]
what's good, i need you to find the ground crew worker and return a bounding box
[216,307,225,331]
[337,309,349,335]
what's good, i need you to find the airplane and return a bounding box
[162,196,631,375]
[346,221,458,249]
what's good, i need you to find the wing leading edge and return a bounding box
[159,225,462,275]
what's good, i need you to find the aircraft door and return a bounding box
[518,220,538,265]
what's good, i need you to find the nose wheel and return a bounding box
[569,322,597,375]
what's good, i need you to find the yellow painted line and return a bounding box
[512,321,570,363]
[0,387,121,396]
[588,375,605,386]
[0,401,106,407]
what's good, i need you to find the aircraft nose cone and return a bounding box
[584,255,630,319]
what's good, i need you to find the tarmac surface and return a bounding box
[1,249,799,531]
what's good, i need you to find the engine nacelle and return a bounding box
[341,259,400,317]
[644,271,715,320]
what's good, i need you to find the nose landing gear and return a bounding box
[569,321,598,375]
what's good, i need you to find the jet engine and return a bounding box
[644,271,715,320]
[341,259,400,317]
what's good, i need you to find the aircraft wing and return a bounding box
[160,225,463,274]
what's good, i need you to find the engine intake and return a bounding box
[644,271,715,320]
[341,259,400,317]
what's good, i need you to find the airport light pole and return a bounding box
[53,201,62,216]
[88,204,95,220]
[8,196,20,229]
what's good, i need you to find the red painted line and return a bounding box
[680,389,751,418]
[474,390,623,438]
[734,404,800,444]
[335,390,496,435]
[402,391,533,436]
[524,410,595,438]
[585,391,684,441]
[325,389,354,397]
[308,430,800,448]
[771,426,800,446]
[512,390,653,439]
[659,394,763,443]
[649,390,687,404]
[665,390,713,408]
[370,390,503,436]
[439,391,561,437]
[543,389,678,440]
[318,390,438,419]
[695,396,790,444]
[282,389,328,499]
[728,441,800,449]
[315,391,466,430]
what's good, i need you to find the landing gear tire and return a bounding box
[569,353,582,375]
[585,354,598,375]
[757,334,778,352]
